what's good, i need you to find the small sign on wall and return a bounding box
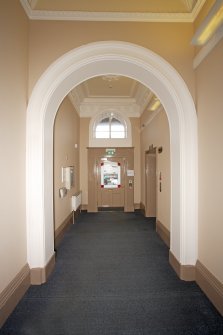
[127,170,134,177]
[105,148,116,156]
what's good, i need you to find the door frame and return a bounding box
[97,157,125,210]
[88,147,134,213]
[145,147,157,218]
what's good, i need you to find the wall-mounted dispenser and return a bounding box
[59,187,67,198]
[62,166,74,190]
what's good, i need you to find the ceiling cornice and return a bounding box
[20,0,206,22]
[140,108,163,133]
[68,92,81,115]
[193,25,223,68]
[134,85,154,112]
[28,0,38,9]
[68,78,153,117]
[79,97,141,118]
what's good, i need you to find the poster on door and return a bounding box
[101,161,121,188]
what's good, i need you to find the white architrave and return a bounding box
[26,41,198,272]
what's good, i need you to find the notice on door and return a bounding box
[101,161,121,188]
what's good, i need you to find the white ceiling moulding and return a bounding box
[68,76,151,117]
[181,0,196,12]
[189,0,206,21]
[192,0,223,45]
[134,86,154,113]
[192,0,223,68]
[79,97,140,118]
[68,92,81,115]
[193,24,223,68]
[20,0,206,22]
[28,0,38,9]
[140,108,163,133]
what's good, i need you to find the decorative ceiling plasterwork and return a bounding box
[20,0,206,22]
[181,0,197,12]
[79,98,140,118]
[193,24,223,68]
[27,0,38,8]
[68,79,155,117]
[21,0,216,116]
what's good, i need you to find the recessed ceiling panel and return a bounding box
[82,76,137,98]
[33,0,199,14]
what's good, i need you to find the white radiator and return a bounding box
[72,191,82,211]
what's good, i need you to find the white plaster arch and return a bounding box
[26,41,198,277]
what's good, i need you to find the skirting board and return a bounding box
[0,264,30,328]
[196,260,223,316]
[55,212,73,248]
[140,202,146,216]
[169,251,195,281]
[81,204,88,211]
[30,253,55,285]
[169,253,223,316]
[156,220,170,248]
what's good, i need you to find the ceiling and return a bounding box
[21,0,207,22]
[26,0,205,21]
[22,0,207,117]
[68,76,156,117]
[30,0,197,12]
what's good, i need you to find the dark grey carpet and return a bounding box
[1,211,223,334]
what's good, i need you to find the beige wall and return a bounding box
[28,21,195,100]
[54,97,80,230]
[196,39,223,283]
[80,118,90,206]
[131,118,141,206]
[80,117,141,207]
[0,1,28,292]
[140,110,170,231]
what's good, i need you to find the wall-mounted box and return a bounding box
[59,187,67,198]
[62,166,74,190]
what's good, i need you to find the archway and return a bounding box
[26,41,198,282]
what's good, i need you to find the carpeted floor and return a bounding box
[1,211,223,335]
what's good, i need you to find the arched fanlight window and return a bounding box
[94,113,126,139]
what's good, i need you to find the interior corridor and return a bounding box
[1,212,222,335]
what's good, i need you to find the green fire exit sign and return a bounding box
[105,148,116,156]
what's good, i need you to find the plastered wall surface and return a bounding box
[0,1,29,292]
[28,21,195,100]
[54,97,80,230]
[140,110,170,231]
[196,39,223,283]
[79,118,90,206]
[130,118,141,205]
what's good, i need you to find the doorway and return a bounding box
[145,148,157,218]
[88,147,134,212]
[26,41,198,279]
[97,157,125,210]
